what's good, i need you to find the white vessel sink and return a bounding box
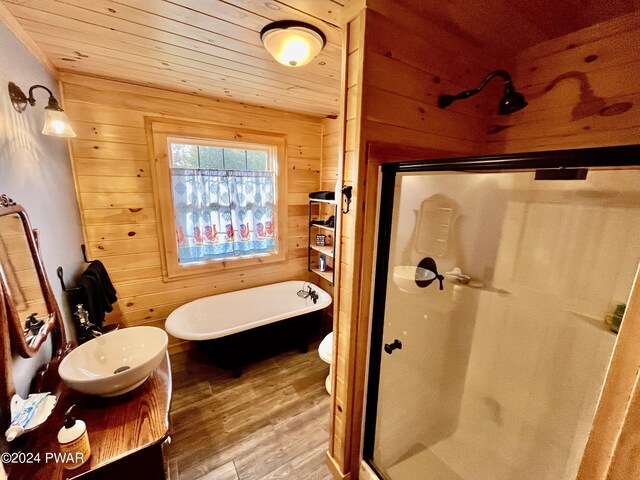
[59,326,168,397]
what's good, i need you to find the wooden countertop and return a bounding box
[5,349,172,480]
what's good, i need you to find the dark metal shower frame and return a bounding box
[363,144,640,480]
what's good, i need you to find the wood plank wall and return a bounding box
[484,11,640,154]
[60,73,322,352]
[327,0,504,476]
[321,117,341,192]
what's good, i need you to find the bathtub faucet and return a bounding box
[308,287,319,304]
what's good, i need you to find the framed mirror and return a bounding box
[0,194,64,358]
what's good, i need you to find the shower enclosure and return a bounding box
[364,147,640,480]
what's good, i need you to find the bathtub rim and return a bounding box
[164,280,332,341]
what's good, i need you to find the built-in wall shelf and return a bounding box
[309,198,337,205]
[308,197,336,285]
[311,223,335,233]
[310,245,334,257]
[311,267,334,283]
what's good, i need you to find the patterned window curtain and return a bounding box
[171,168,276,264]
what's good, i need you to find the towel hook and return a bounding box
[341,185,352,214]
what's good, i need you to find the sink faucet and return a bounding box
[74,304,102,344]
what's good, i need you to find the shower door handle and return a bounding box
[384,339,402,354]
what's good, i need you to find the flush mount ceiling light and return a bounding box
[8,82,76,137]
[260,21,326,67]
[438,70,528,115]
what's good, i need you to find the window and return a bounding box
[149,119,287,280]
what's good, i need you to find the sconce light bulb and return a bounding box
[42,108,76,137]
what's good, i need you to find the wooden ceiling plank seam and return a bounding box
[148,0,343,48]
[503,0,584,39]
[7,3,341,83]
[367,0,546,58]
[210,0,341,31]
[517,10,640,63]
[26,27,341,96]
[38,40,340,107]
[273,0,340,27]
[116,0,288,48]
[52,0,341,61]
[508,0,639,42]
[0,1,58,76]
[61,0,343,59]
[5,0,341,81]
[109,0,342,58]
[17,16,341,94]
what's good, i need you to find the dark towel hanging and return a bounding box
[78,260,117,329]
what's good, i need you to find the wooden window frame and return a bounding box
[146,118,288,281]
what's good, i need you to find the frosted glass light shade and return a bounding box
[261,22,326,67]
[42,108,76,137]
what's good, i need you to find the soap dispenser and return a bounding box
[57,405,91,469]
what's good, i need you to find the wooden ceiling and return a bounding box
[2,0,345,117]
[406,0,640,59]
[2,0,638,118]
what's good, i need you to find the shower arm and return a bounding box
[438,70,514,108]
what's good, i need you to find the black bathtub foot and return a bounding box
[232,367,243,378]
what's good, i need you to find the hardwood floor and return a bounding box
[167,341,333,480]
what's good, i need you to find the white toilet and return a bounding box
[318,332,333,394]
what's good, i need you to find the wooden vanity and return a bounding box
[5,352,172,480]
[0,194,172,479]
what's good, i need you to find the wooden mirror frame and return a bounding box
[0,284,15,427]
[0,194,65,358]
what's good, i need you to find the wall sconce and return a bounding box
[260,21,326,67]
[8,82,76,137]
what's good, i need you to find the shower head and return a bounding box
[498,85,528,115]
[438,70,527,115]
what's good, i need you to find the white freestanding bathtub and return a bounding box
[165,281,332,341]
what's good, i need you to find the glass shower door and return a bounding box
[365,167,640,480]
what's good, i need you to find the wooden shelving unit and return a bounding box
[308,198,336,284]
